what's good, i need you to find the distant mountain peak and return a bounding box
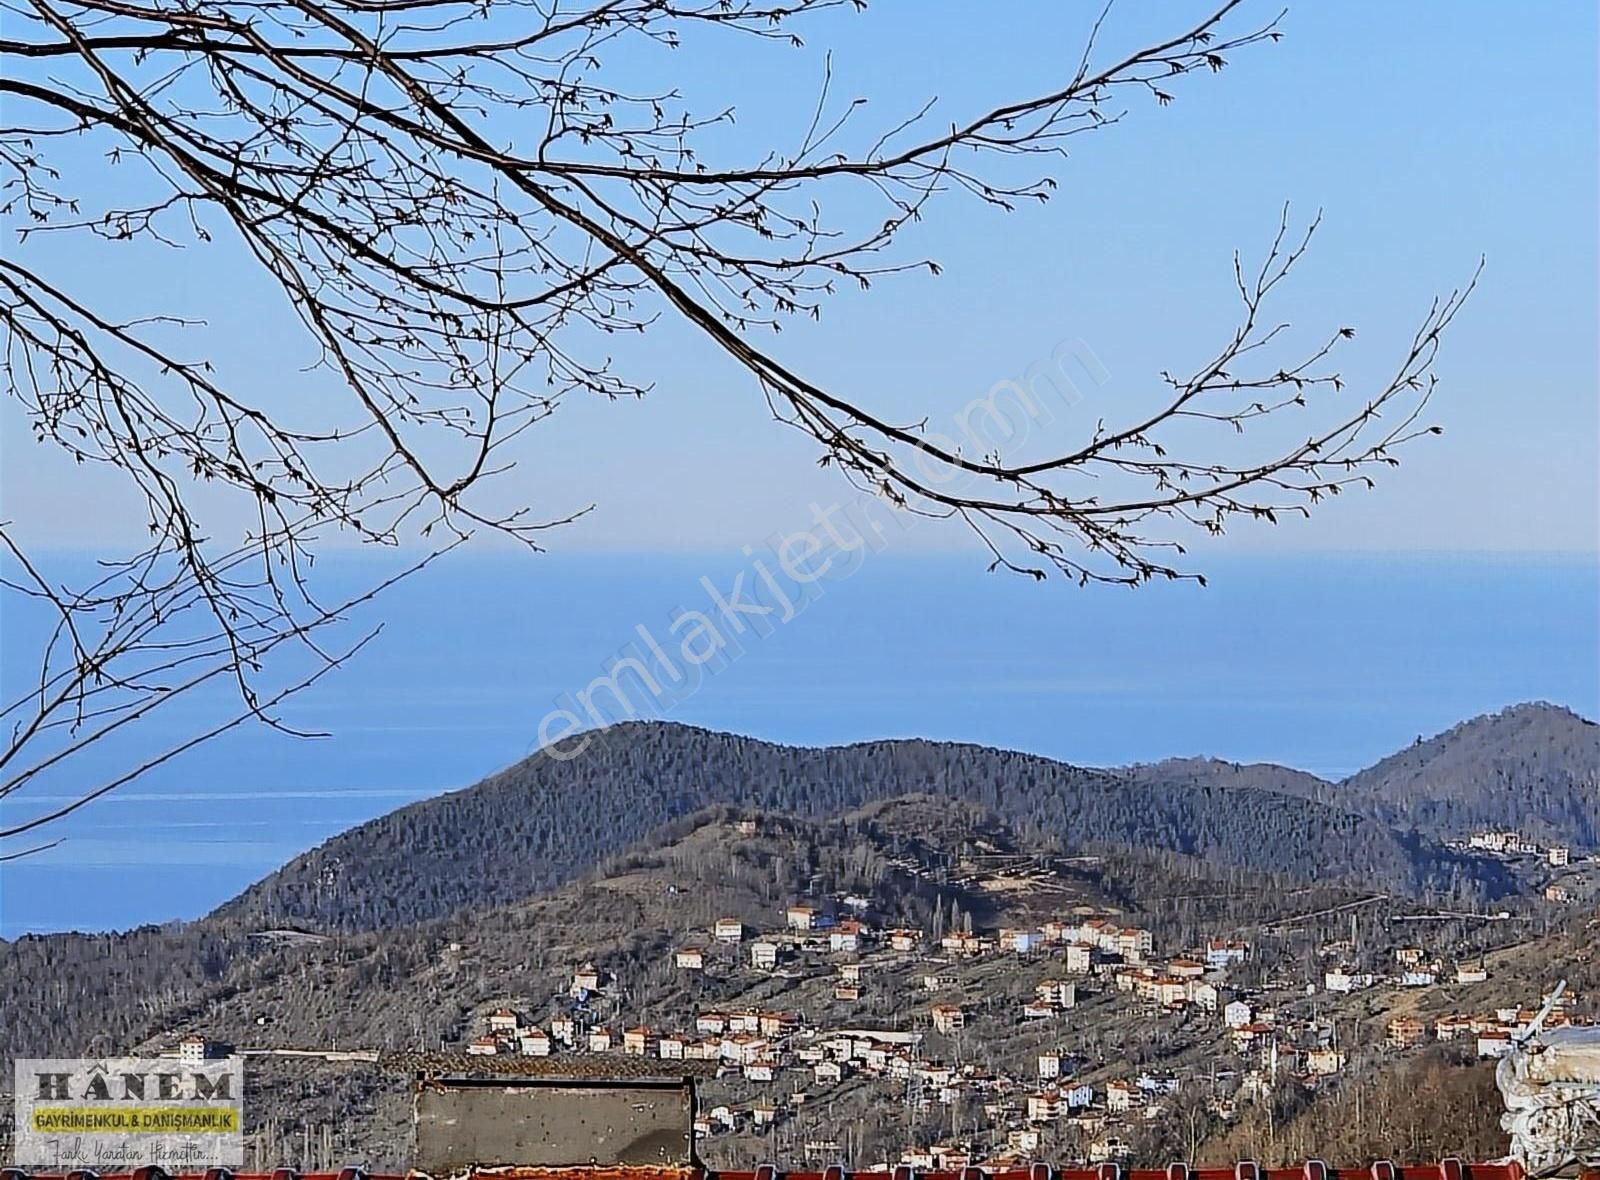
[1458,699,1592,730]
[1337,699,1600,844]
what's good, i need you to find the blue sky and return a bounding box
[2,0,1595,554]
[1,2,1597,935]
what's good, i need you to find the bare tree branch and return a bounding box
[0,0,1473,846]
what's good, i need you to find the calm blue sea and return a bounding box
[2,550,1596,938]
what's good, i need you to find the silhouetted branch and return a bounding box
[0,0,1471,845]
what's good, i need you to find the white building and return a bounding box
[1003,928,1044,954]
[1468,830,1522,854]
[1305,1048,1344,1076]
[1090,1137,1133,1164]
[1478,1031,1514,1058]
[1205,940,1250,969]
[1009,1128,1042,1154]
[1117,927,1154,962]
[1026,1091,1062,1122]
[1035,979,1075,1008]
[1324,968,1373,993]
[888,929,919,952]
[829,922,863,953]
[518,1029,552,1057]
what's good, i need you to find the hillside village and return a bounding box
[415,816,1589,1166]
[9,798,1592,1169]
[1450,831,1592,906]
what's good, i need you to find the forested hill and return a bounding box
[1116,702,1599,845]
[1115,757,1336,804]
[215,722,1513,934]
[1338,703,1600,843]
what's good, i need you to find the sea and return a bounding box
[1,550,1595,938]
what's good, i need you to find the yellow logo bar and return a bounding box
[31,1108,240,1134]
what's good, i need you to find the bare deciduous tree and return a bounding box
[0,0,1475,847]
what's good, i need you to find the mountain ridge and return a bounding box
[1114,756,1335,804]
[206,705,1592,935]
[1120,702,1599,845]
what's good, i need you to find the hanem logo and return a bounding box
[33,1068,235,1102]
[14,1057,245,1167]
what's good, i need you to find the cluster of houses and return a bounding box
[467,981,1204,1165]
[1319,948,1490,994]
[453,889,1301,1162]
[675,907,1160,976]
[890,1125,1145,1170]
[699,1087,1165,1169]
[695,1051,1196,1167]
[1461,829,1572,867]
[449,858,1589,1167]
[1109,946,1245,1015]
[1386,996,1592,1059]
[1454,831,1592,902]
[469,995,801,1063]
[464,891,1179,1065]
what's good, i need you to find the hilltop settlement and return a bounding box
[99,803,1598,1169]
[424,815,1588,1168]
